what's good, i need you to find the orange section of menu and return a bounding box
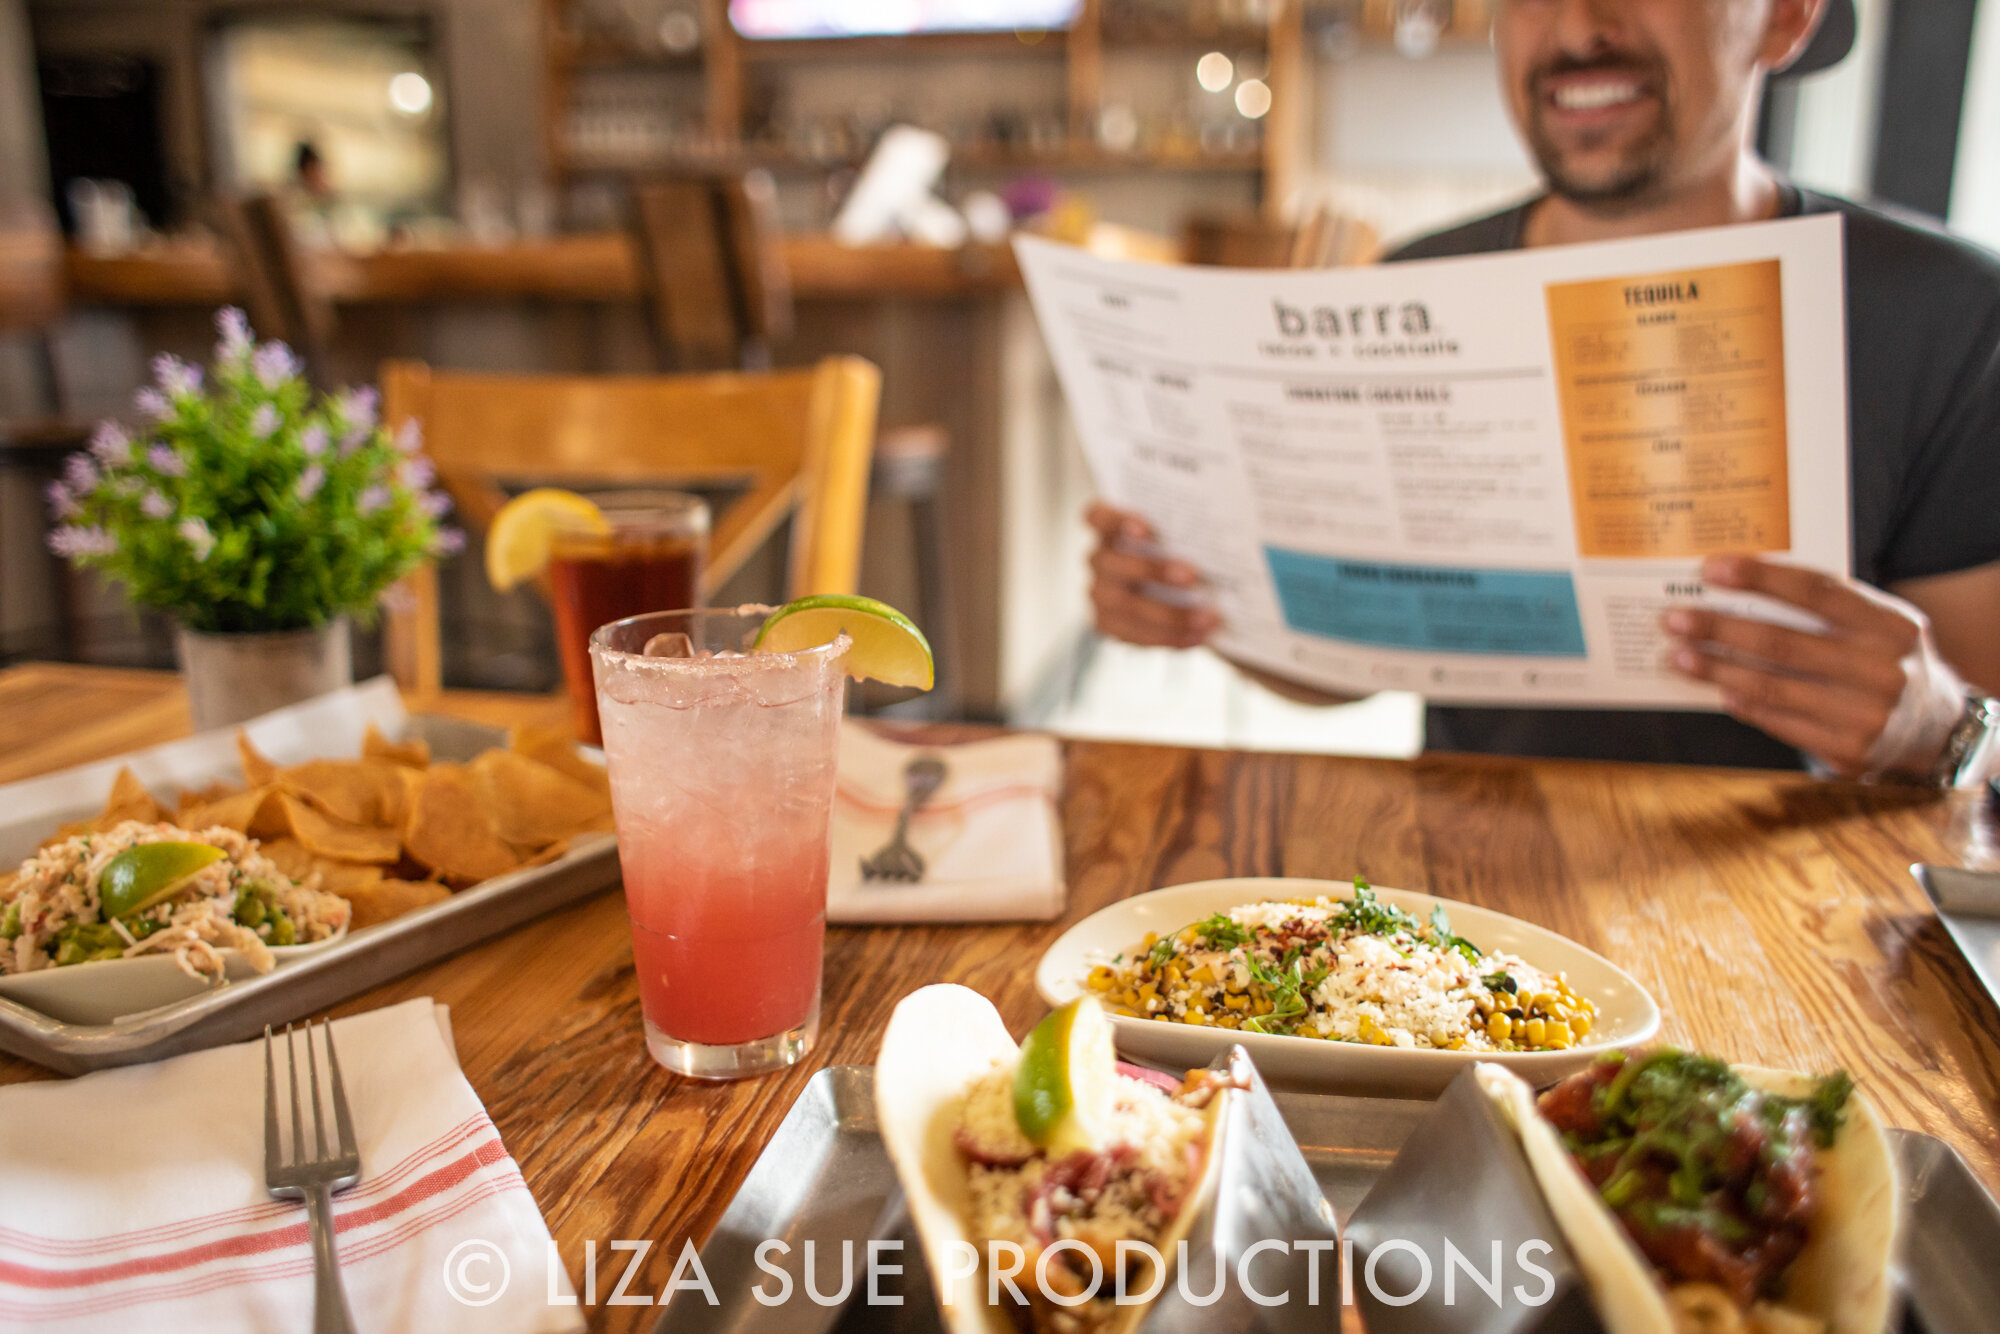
[1546,259,1791,558]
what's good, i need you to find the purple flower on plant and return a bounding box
[45,480,78,520]
[48,525,117,559]
[148,444,188,477]
[251,341,300,390]
[215,307,253,363]
[418,488,453,517]
[295,464,326,502]
[89,421,132,467]
[398,455,435,490]
[300,423,329,457]
[141,490,174,520]
[394,418,422,453]
[432,527,467,557]
[250,403,282,440]
[357,484,392,516]
[178,517,215,561]
[134,387,171,420]
[152,353,203,399]
[63,453,98,493]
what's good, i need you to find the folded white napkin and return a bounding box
[0,998,581,1334]
[828,723,1065,923]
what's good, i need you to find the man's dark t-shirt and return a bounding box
[1380,186,2000,768]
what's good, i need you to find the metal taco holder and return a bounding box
[655,1057,2000,1334]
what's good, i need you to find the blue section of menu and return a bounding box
[1263,550,1588,657]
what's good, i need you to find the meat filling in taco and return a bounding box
[1538,1050,1855,1329]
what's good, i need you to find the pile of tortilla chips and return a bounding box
[34,723,613,931]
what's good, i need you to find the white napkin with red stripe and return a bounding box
[0,999,581,1333]
[828,723,1065,923]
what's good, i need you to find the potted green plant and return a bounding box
[46,308,460,729]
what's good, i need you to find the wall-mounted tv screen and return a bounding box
[729,0,1083,39]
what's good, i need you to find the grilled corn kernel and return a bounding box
[1530,992,1559,1014]
[1254,997,1275,1016]
[1138,982,1160,1004]
[1521,1018,1548,1047]
[1570,1011,1592,1038]
[1087,965,1117,991]
[1141,932,1159,950]
[1224,993,1249,1012]
[1216,1014,1241,1030]
[1189,964,1217,985]
[1186,997,1208,1015]
[1164,963,1184,985]
[1178,927,1198,945]
[1545,1020,1573,1049]
[1487,1012,1512,1042]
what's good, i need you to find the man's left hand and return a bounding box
[1662,554,1964,778]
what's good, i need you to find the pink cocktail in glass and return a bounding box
[590,606,848,1079]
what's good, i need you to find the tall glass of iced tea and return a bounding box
[590,606,849,1080]
[549,491,707,746]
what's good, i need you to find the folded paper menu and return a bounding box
[1016,217,1851,709]
[0,998,581,1333]
[828,723,1065,923]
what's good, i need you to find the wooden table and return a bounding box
[3,662,1998,1332]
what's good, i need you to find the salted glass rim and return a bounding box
[589,604,850,671]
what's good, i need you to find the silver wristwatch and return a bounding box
[1930,694,2000,789]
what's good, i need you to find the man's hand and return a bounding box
[1662,554,1964,778]
[1085,503,1220,649]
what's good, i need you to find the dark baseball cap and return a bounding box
[1778,0,1856,77]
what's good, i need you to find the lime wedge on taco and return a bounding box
[1013,996,1118,1154]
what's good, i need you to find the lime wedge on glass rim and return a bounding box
[98,842,227,919]
[752,595,935,690]
[1013,995,1119,1154]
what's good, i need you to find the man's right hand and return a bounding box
[1085,503,1220,649]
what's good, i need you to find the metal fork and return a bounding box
[860,755,948,883]
[265,1022,360,1334]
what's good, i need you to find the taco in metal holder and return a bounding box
[1478,1049,1899,1334]
[876,984,1243,1334]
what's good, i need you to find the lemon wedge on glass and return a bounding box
[752,594,934,690]
[1012,995,1119,1154]
[484,488,609,591]
[98,842,226,919]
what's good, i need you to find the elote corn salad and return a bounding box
[1,821,349,982]
[1088,880,1597,1052]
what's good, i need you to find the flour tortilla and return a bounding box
[1476,1061,1899,1334]
[876,985,1227,1334]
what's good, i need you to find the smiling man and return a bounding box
[1088,0,2000,783]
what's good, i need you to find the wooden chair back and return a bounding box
[629,172,792,371]
[1288,204,1382,269]
[214,193,335,376]
[1181,206,1381,270]
[377,356,881,696]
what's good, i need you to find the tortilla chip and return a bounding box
[362,721,430,769]
[507,724,611,797]
[311,859,385,895]
[515,838,571,869]
[258,837,316,881]
[180,784,277,834]
[278,759,403,827]
[254,791,400,865]
[237,731,278,786]
[176,781,238,817]
[102,766,165,826]
[403,765,519,882]
[341,878,451,929]
[469,750,612,846]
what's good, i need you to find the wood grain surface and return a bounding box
[3,663,1997,1333]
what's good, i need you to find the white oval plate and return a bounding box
[0,924,349,1027]
[1036,877,1660,1097]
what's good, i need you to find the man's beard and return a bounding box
[1524,54,1675,208]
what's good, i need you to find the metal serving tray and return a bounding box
[655,1066,2000,1334]
[0,712,620,1075]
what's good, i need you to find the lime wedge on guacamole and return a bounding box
[1013,996,1118,1154]
[99,842,226,919]
[753,595,934,690]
